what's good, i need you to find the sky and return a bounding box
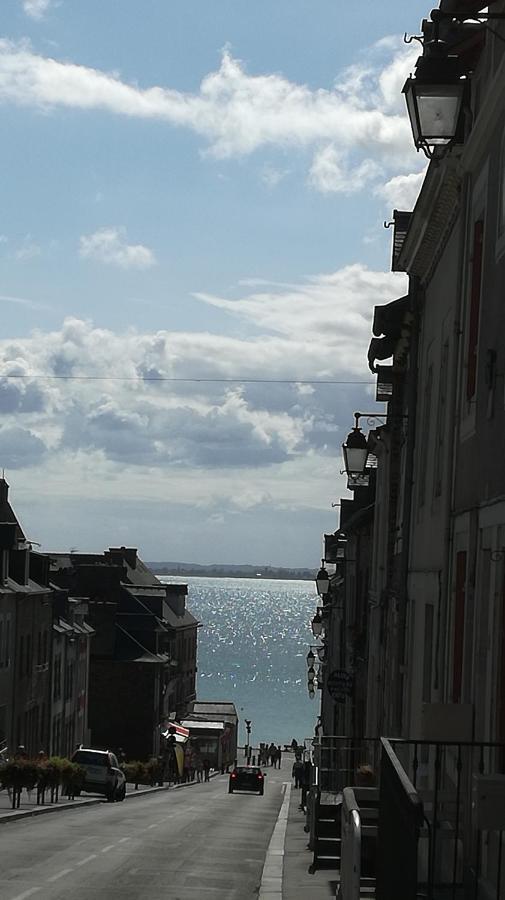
[0,0,429,566]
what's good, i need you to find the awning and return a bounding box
[160,721,190,743]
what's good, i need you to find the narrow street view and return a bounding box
[0,762,289,900]
[2,0,505,897]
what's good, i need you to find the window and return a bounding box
[5,618,10,668]
[422,604,434,702]
[499,134,505,238]
[434,342,449,498]
[466,220,484,401]
[418,365,433,508]
[453,551,467,703]
[19,635,24,678]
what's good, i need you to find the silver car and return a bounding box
[71,748,126,802]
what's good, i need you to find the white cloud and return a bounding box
[376,169,427,210]
[22,0,53,20]
[0,262,403,473]
[79,227,156,269]
[0,40,418,176]
[308,145,381,194]
[260,165,289,188]
[15,236,41,260]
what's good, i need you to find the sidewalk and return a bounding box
[0,769,221,824]
[282,781,339,900]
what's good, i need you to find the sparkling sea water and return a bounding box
[160,576,318,747]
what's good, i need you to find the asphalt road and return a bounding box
[0,766,288,900]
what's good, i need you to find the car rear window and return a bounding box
[236,767,260,774]
[73,751,108,766]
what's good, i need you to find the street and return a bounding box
[0,765,287,900]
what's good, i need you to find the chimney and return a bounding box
[9,548,30,586]
[0,478,9,503]
[106,547,138,569]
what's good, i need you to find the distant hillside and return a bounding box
[148,561,313,581]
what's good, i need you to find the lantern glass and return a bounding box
[404,77,465,149]
[306,650,315,667]
[343,444,369,477]
[316,564,330,596]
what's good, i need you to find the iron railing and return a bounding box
[340,788,362,900]
[388,738,505,900]
[376,738,424,900]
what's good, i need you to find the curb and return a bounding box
[0,770,224,825]
[258,781,291,900]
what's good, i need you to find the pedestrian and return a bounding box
[291,738,298,753]
[203,758,211,782]
[268,742,276,766]
[300,756,312,811]
[195,757,203,783]
[292,758,303,788]
[276,745,282,769]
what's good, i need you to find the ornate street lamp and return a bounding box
[315,560,330,597]
[306,649,315,667]
[403,50,467,159]
[342,413,369,479]
[311,609,323,638]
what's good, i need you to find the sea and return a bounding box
[160,576,318,747]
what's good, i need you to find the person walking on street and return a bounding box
[276,745,282,769]
[292,758,303,788]
[203,758,211,782]
[300,756,312,811]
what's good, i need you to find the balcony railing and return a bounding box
[307,735,505,899]
[384,738,505,900]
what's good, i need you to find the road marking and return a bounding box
[47,868,73,882]
[258,782,291,900]
[101,844,115,853]
[75,854,97,867]
[118,837,131,843]
[11,889,41,900]
[147,823,157,830]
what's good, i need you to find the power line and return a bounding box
[0,373,374,385]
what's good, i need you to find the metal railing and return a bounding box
[385,738,505,900]
[376,738,424,900]
[340,788,362,900]
[309,735,380,794]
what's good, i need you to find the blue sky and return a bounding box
[0,0,428,565]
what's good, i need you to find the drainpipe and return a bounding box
[436,170,471,700]
[396,273,421,737]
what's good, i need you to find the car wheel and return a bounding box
[117,784,126,801]
[106,788,115,802]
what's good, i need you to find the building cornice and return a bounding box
[396,156,463,284]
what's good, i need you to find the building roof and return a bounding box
[182,719,225,731]
[0,478,26,542]
[190,701,238,724]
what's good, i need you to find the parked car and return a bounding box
[228,765,265,795]
[71,748,126,801]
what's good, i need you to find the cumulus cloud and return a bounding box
[376,169,427,210]
[79,227,156,269]
[22,0,53,19]
[0,39,418,177]
[309,145,381,194]
[0,262,404,480]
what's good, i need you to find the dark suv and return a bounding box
[228,765,265,795]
